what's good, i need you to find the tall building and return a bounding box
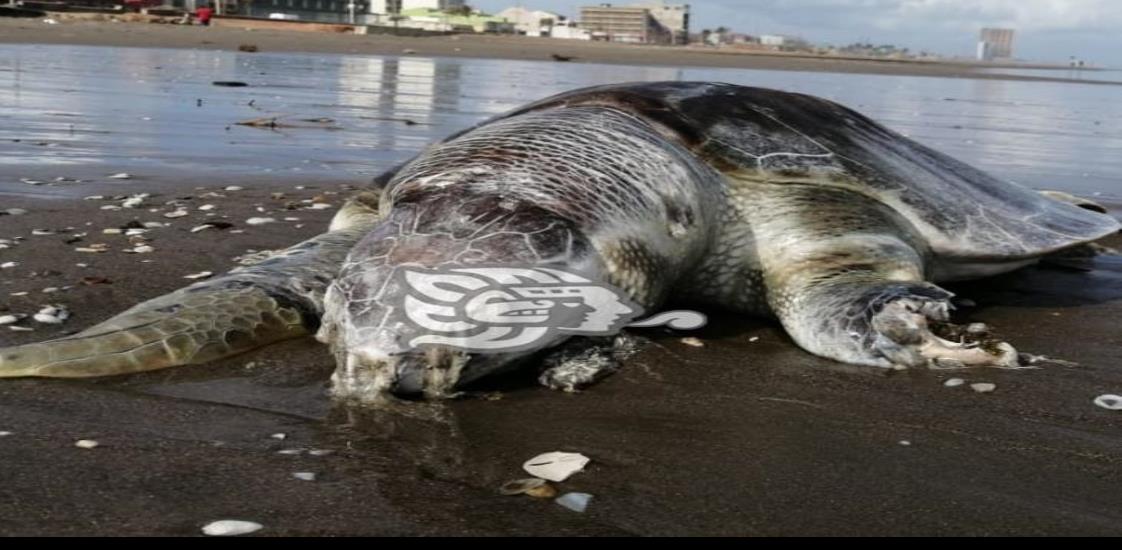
[580,3,676,44]
[634,2,689,45]
[368,0,462,15]
[977,27,1014,60]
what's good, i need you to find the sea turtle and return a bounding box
[1,82,1118,402]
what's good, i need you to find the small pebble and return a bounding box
[246,217,276,226]
[971,383,997,394]
[198,204,216,211]
[270,433,287,440]
[292,472,316,481]
[899,440,912,446]
[944,378,966,388]
[308,449,333,457]
[1,262,17,269]
[75,439,100,449]
[164,210,189,219]
[201,520,262,537]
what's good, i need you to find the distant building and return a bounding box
[977,27,1014,60]
[368,0,461,13]
[497,6,562,37]
[759,34,785,46]
[633,1,689,45]
[243,0,353,23]
[579,4,674,44]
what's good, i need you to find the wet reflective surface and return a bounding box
[2,45,1120,199]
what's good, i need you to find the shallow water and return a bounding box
[1,44,1120,199]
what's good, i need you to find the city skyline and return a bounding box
[470,0,1122,65]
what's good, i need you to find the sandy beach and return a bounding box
[0,185,1120,535]
[1,25,1122,536]
[0,17,1118,85]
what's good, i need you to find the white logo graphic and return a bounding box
[398,266,705,353]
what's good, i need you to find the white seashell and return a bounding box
[183,271,213,280]
[198,204,216,211]
[108,173,132,179]
[33,313,63,324]
[75,439,100,449]
[164,210,189,219]
[31,229,55,236]
[277,449,303,455]
[970,383,997,394]
[100,205,123,211]
[246,217,276,226]
[202,520,262,537]
[523,452,590,482]
[554,493,593,513]
[224,186,244,191]
[270,433,287,440]
[122,197,144,208]
[9,326,34,332]
[944,378,965,388]
[0,431,12,437]
[131,245,155,254]
[1,262,17,269]
[0,315,26,325]
[309,203,332,210]
[292,472,316,481]
[680,337,704,347]
[41,287,60,294]
[1093,394,1122,411]
[307,449,334,457]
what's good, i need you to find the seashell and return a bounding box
[201,520,262,537]
[523,452,590,482]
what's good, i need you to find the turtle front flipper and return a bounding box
[0,225,373,379]
[748,182,1019,369]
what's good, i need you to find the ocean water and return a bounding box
[1,44,1120,200]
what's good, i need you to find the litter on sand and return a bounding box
[1093,394,1122,410]
[522,452,590,482]
[201,520,263,536]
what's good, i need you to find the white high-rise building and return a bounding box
[368,0,463,14]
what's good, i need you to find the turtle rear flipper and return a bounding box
[0,226,370,379]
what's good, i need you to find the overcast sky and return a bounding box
[470,1,1122,66]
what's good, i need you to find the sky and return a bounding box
[469,0,1122,66]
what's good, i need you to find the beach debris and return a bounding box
[1,262,17,269]
[680,337,704,348]
[191,222,234,233]
[970,383,997,394]
[0,431,12,437]
[122,196,144,209]
[292,472,316,481]
[212,81,249,88]
[309,203,333,210]
[164,209,189,219]
[75,243,110,253]
[42,18,58,24]
[9,326,34,332]
[74,439,99,449]
[34,306,69,324]
[5,208,29,216]
[224,186,244,191]
[107,173,132,180]
[499,478,557,499]
[402,49,417,54]
[31,229,55,236]
[270,433,287,440]
[555,493,592,513]
[246,217,276,226]
[198,204,216,211]
[898,440,912,446]
[944,378,966,388]
[551,54,575,62]
[183,271,214,280]
[1093,395,1122,411]
[308,449,334,457]
[0,314,26,325]
[235,116,279,129]
[201,520,263,537]
[277,449,303,455]
[80,276,112,286]
[238,44,259,53]
[128,245,155,254]
[523,452,590,483]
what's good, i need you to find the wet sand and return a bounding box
[0,18,1117,86]
[1,181,1120,535]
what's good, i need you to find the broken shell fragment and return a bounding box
[500,478,547,496]
[944,378,965,388]
[183,271,214,280]
[246,217,276,226]
[1093,394,1122,411]
[970,383,997,394]
[75,439,100,449]
[555,492,593,513]
[201,520,262,537]
[523,452,590,482]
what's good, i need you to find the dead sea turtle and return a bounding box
[1,82,1118,402]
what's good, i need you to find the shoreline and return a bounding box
[1,18,1119,86]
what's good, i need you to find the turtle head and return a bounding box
[316,193,626,403]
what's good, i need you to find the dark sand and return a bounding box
[0,18,1118,86]
[1,179,1120,535]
